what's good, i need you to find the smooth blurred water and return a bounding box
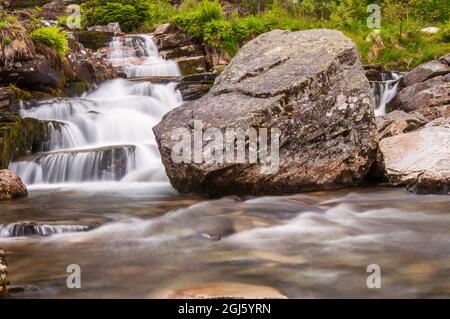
[108,35,181,78]
[0,187,449,298]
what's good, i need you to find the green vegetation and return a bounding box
[31,26,69,55]
[82,0,176,32]
[80,0,449,70]
[0,11,18,30]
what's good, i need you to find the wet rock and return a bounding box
[161,45,204,60]
[0,87,19,111]
[376,110,428,139]
[0,248,9,299]
[0,115,52,169]
[0,169,28,200]
[165,282,287,299]
[77,31,115,51]
[176,56,207,75]
[379,126,450,194]
[65,35,123,93]
[176,73,218,101]
[154,29,378,197]
[402,60,450,87]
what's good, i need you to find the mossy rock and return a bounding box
[77,31,115,51]
[0,115,53,169]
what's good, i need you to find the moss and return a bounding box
[0,115,52,169]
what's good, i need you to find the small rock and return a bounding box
[0,169,28,200]
[420,27,440,34]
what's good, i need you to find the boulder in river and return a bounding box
[154,29,378,197]
[0,169,28,200]
[379,126,450,194]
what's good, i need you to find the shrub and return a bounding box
[31,26,69,55]
[83,0,175,32]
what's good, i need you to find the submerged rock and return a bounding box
[379,126,450,194]
[0,169,28,200]
[165,282,287,299]
[154,29,378,197]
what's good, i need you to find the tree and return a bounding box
[382,0,417,37]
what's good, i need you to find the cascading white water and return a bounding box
[108,34,181,78]
[9,36,183,187]
[370,72,401,116]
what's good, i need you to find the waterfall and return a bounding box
[9,36,183,187]
[370,72,401,116]
[108,34,181,78]
[0,222,92,238]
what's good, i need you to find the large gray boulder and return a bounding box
[154,29,378,197]
[379,126,450,194]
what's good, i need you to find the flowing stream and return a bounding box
[0,36,449,299]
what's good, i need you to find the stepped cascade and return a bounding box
[108,35,181,78]
[9,36,183,186]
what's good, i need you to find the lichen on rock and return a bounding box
[154,29,379,197]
